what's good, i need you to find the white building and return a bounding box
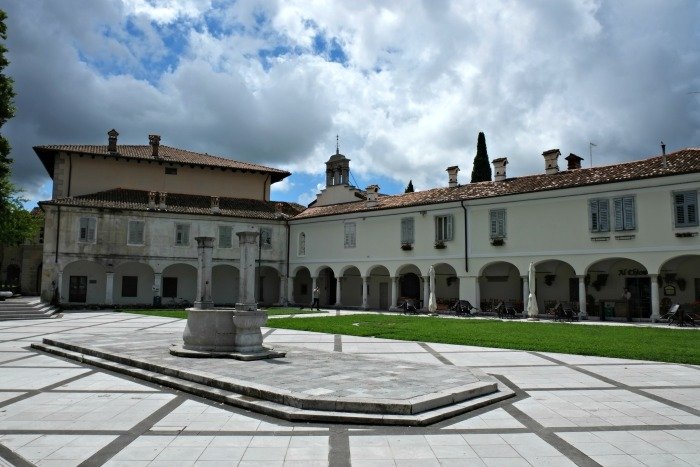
[34,131,699,321]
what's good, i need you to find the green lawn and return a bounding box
[269,314,700,364]
[120,307,325,319]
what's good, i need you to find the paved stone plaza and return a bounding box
[0,311,698,466]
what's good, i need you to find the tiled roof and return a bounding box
[33,144,290,182]
[295,148,700,219]
[40,189,305,220]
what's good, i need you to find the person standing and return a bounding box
[623,287,632,322]
[312,286,320,311]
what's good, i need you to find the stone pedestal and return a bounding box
[193,237,214,309]
[236,228,259,312]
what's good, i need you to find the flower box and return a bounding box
[490,237,505,246]
[434,241,446,249]
[401,243,413,251]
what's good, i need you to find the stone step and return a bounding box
[0,302,59,320]
[32,339,514,426]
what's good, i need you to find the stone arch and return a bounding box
[340,266,362,307]
[292,267,312,305]
[255,265,280,305]
[114,262,155,305]
[396,264,422,302]
[586,257,649,319]
[313,264,336,277]
[317,266,337,307]
[658,254,700,314]
[479,261,521,309]
[212,264,239,305]
[532,259,577,312]
[368,265,391,310]
[161,263,197,305]
[433,263,459,306]
[62,260,106,304]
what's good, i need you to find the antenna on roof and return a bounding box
[336,134,340,155]
[589,142,597,168]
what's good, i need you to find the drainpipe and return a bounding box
[54,206,61,264]
[460,200,468,272]
[285,219,291,306]
[67,153,73,196]
[262,174,271,201]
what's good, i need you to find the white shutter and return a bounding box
[446,215,453,240]
[497,210,506,237]
[599,199,610,232]
[623,197,635,230]
[490,211,498,238]
[613,198,624,231]
[401,218,413,243]
[589,200,599,231]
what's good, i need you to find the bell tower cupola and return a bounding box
[325,135,351,187]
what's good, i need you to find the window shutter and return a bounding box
[623,197,635,230]
[687,192,697,224]
[88,219,96,241]
[613,198,624,231]
[446,215,453,240]
[589,200,599,231]
[676,204,686,225]
[490,211,497,238]
[599,200,609,232]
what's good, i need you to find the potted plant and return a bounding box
[434,240,446,249]
[491,237,505,246]
[401,242,413,251]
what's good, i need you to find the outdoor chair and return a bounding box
[451,300,477,316]
[400,299,419,314]
[552,302,565,321]
[663,304,695,327]
[503,301,519,318]
[562,303,576,322]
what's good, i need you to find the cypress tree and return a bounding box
[470,132,492,183]
[404,180,414,193]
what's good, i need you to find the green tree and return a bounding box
[0,10,38,245]
[404,180,414,193]
[470,131,492,183]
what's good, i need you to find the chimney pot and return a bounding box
[565,153,584,170]
[446,165,460,187]
[107,129,119,153]
[366,185,379,206]
[542,149,561,175]
[492,158,508,181]
[149,134,161,158]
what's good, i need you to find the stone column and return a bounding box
[57,271,63,303]
[362,276,369,310]
[578,275,587,318]
[287,276,295,305]
[422,276,430,310]
[650,274,660,322]
[236,228,260,311]
[153,272,162,296]
[105,272,114,305]
[390,276,398,309]
[193,237,215,309]
[521,275,528,310]
[335,279,342,307]
[278,275,287,306]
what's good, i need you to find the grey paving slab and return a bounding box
[0,311,696,467]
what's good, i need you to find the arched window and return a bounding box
[298,232,306,256]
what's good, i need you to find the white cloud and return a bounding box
[2,0,699,206]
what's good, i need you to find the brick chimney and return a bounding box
[211,196,220,213]
[159,192,167,209]
[446,165,459,187]
[542,149,561,175]
[366,185,379,207]
[107,129,119,154]
[149,134,161,158]
[565,153,583,170]
[148,191,156,209]
[492,157,508,182]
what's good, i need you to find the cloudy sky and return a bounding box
[2,0,699,208]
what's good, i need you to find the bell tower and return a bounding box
[325,136,351,187]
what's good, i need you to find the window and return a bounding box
[260,227,272,249]
[127,220,145,245]
[162,277,177,298]
[175,223,190,245]
[589,199,610,232]
[401,217,414,244]
[613,196,636,231]
[298,232,306,256]
[78,217,96,242]
[344,222,356,248]
[165,167,177,175]
[489,210,506,238]
[435,215,454,241]
[219,226,232,248]
[674,191,698,227]
[121,276,138,297]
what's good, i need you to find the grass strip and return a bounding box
[121,307,325,319]
[270,314,700,364]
